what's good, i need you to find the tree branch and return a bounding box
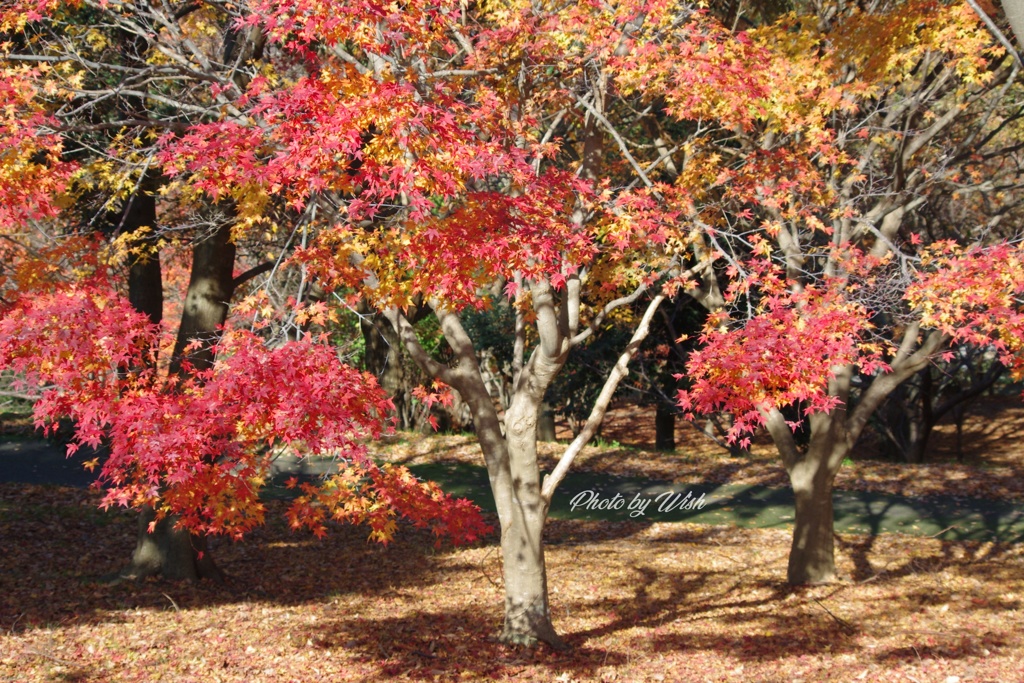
[0,390,44,401]
[575,93,656,191]
[967,0,1024,69]
[382,308,459,388]
[232,261,275,288]
[511,273,526,388]
[847,327,947,446]
[763,407,800,471]
[571,260,706,347]
[541,292,667,504]
[530,278,563,362]
[47,119,190,134]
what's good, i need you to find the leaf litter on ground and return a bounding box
[3,480,1024,682]
[4,399,1024,681]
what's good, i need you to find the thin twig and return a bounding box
[23,648,74,665]
[811,597,856,634]
[927,525,956,539]
[855,570,890,585]
[575,93,657,192]
[477,545,502,590]
[162,593,181,612]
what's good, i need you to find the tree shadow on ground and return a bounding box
[4,482,1024,681]
[291,608,631,682]
[922,397,1024,467]
[0,486,677,635]
[0,483,473,630]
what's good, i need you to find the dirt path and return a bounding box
[0,438,100,487]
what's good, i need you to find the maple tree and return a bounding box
[0,0,489,583]
[669,2,1024,586]
[5,0,1024,651]
[403,0,1024,631]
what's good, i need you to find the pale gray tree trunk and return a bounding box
[1000,0,1024,56]
[384,283,673,647]
[498,395,563,646]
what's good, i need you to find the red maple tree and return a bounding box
[4,0,1024,649]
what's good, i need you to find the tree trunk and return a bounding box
[900,367,932,463]
[780,404,856,585]
[769,332,945,585]
[385,302,571,648]
[125,506,225,582]
[768,405,849,585]
[787,459,838,584]
[537,402,556,442]
[655,403,675,451]
[113,174,195,582]
[903,417,930,464]
[123,222,237,581]
[123,183,163,328]
[499,508,560,647]
[360,310,416,429]
[499,397,565,648]
[112,26,238,583]
[169,223,236,375]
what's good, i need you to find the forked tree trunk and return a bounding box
[768,404,850,586]
[123,222,237,581]
[778,334,945,584]
[449,384,563,647]
[385,273,668,648]
[389,305,569,648]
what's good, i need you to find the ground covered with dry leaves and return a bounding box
[382,398,1024,504]
[2,400,1024,682]
[2,484,1023,682]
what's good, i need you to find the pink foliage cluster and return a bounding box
[0,282,490,543]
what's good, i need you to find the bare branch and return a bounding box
[232,261,275,288]
[575,93,657,191]
[0,390,43,401]
[541,292,667,503]
[763,407,800,471]
[530,278,563,361]
[382,308,458,387]
[847,327,948,445]
[966,0,1024,69]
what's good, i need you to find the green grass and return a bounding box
[401,461,1024,543]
